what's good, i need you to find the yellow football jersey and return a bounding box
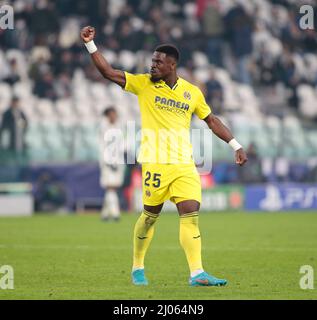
[124,72,212,164]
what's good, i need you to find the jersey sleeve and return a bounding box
[194,89,212,119]
[123,72,148,95]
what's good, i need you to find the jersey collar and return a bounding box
[158,77,181,90]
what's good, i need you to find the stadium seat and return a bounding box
[101,49,117,66]
[30,46,51,63]
[59,18,80,48]
[250,120,272,157]
[20,96,40,122]
[304,54,317,83]
[0,49,10,79]
[41,122,70,161]
[194,68,211,83]
[74,99,97,119]
[118,51,137,71]
[305,130,317,157]
[282,116,312,159]
[35,99,57,120]
[90,83,107,102]
[236,84,261,117]
[213,69,241,111]
[192,51,209,68]
[297,85,317,119]
[265,116,282,154]
[25,123,50,162]
[72,121,99,161]
[55,98,77,120]
[293,53,307,79]
[12,81,32,99]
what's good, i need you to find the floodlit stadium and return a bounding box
[0,0,317,300]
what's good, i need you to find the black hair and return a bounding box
[155,44,180,62]
[103,106,116,117]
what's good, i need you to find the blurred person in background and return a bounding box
[198,0,224,67]
[34,171,67,212]
[204,68,223,115]
[33,71,58,100]
[99,107,126,221]
[3,58,21,85]
[54,71,72,98]
[0,97,28,163]
[224,2,254,84]
[275,45,300,109]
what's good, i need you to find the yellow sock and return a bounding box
[133,210,159,269]
[179,212,203,273]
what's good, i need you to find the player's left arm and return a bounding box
[203,114,248,166]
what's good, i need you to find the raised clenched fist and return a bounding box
[80,26,96,43]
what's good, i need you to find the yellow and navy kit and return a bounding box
[124,72,212,205]
[124,72,212,164]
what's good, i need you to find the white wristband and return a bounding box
[229,138,242,151]
[84,40,97,54]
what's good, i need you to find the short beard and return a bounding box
[150,75,161,82]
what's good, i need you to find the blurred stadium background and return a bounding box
[0,0,317,216]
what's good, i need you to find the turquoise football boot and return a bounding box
[189,271,227,287]
[132,269,148,286]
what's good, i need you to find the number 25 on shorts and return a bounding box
[144,171,161,188]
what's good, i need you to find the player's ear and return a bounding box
[170,60,177,71]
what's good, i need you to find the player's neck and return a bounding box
[163,73,178,89]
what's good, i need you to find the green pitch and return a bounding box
[0,212,316,300]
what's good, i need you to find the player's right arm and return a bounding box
[80,26,126,88]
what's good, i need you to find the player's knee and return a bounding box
[177,200,200,215]
[144,204,163,215]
